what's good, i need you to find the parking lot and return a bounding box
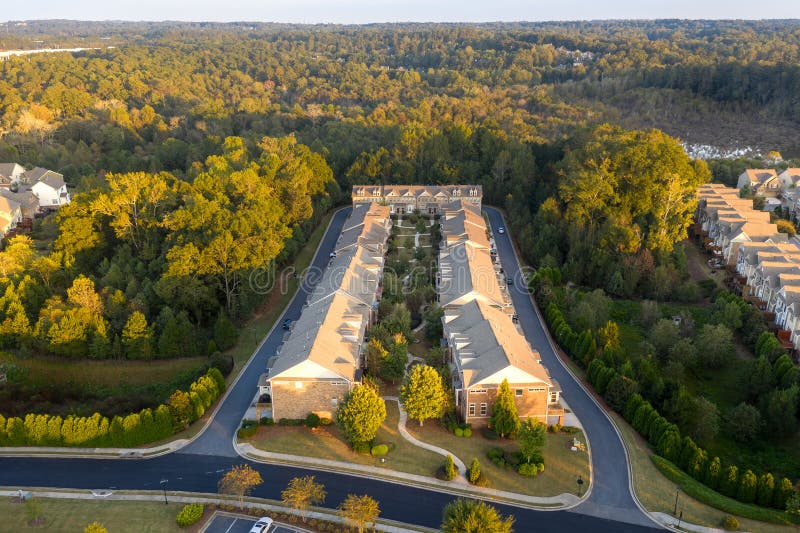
[201,511,304,533]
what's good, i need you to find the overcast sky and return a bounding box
[3,0,800,23]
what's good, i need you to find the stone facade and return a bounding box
[270,380,355,420]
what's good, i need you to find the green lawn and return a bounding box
[244,400,444,477]
[405,421,590,497]
[15,357,208,390]
[0,497,187,532]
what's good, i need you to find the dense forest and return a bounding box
[0,21,799,423]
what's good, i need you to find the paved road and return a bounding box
[485,207,655,527]
[0,206,662,533]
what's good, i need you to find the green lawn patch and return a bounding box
[406,421,590,497]
[244,400,443,477]
[0,497,186,532]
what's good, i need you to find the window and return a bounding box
[528,387,545,392]
[480,403,487,416]
[471,389,487,395]
[52,199,58,204]
[468,403,476,416]
[550,392,559,403]
[331,398,338,406]
[515,389,523,397]
[294,382,303,389]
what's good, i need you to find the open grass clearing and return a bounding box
[0,497,186,532]
[244,400,443,477]
[15,357,207,390]
[405,421,590,497]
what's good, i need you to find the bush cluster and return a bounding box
[518,462,545,477]
[0,368,225,447]
[371,444,389,456]
[176,503,204,527]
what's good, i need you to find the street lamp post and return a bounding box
[577,475,584,496]
[160,479,168,505]
[673,484,680,516]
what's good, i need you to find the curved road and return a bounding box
[0,207,661,533]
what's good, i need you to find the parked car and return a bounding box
[497,227,505,234]
[506,276,514,285]
[249,517,274,533]
[281,319,292,330]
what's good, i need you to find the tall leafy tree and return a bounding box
[336,385,386,447]
[441,499,514,533]
[400,364,447,426]
[281,476,326,523]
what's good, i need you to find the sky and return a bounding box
[3,0,800,23]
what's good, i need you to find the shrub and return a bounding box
[468,458,482,484]
[454,427,464,437]
[237,420,258,439]
[305,413,321,428]
[176,503,204,527]
[462,428,472,438]
[352,441,371,454]
[441,454,457,481]
[209,353,234,377]
[278,418,304,426]
[319,417,333,426]
[371,444,389,456]
[721,515,739,531]
[259,417,274,426]
[481,427,498,440]
[487,447,506,467]
[518,462,541,477]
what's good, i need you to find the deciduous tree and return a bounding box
[400,364,446,426]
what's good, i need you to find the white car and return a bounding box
[249,517,274,533]
[497,227,505,234]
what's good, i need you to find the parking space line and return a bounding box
[223,518,238,533]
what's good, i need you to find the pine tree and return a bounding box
[122,311,153,359]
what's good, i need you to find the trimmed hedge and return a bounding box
[176,503,204,527]
[0,368,225,448]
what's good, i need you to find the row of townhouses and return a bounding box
[437,199,564,426]
[0,163,72,237]
[736,167,800,213]
[258,202,392,420]
[695,183,800,353]
[352,184,482,215]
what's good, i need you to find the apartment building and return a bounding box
[438,199,562,426]
[261,202,391,420]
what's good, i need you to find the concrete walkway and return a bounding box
[383,396,468,481]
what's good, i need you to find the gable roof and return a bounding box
[25,167,65,190]
[445,299,552,389]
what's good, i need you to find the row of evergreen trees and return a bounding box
[544,302,796,511]
[0,368,224,447]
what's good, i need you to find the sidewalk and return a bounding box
[0,439,188,459]
[383,396,467,480]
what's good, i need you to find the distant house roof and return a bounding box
[743,168,778,185]
[0,163,25,181]
[24,167,65,190]
[0,189,38,211]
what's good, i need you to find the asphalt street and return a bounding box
[485,207,657,527]
[0,206,663,532]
